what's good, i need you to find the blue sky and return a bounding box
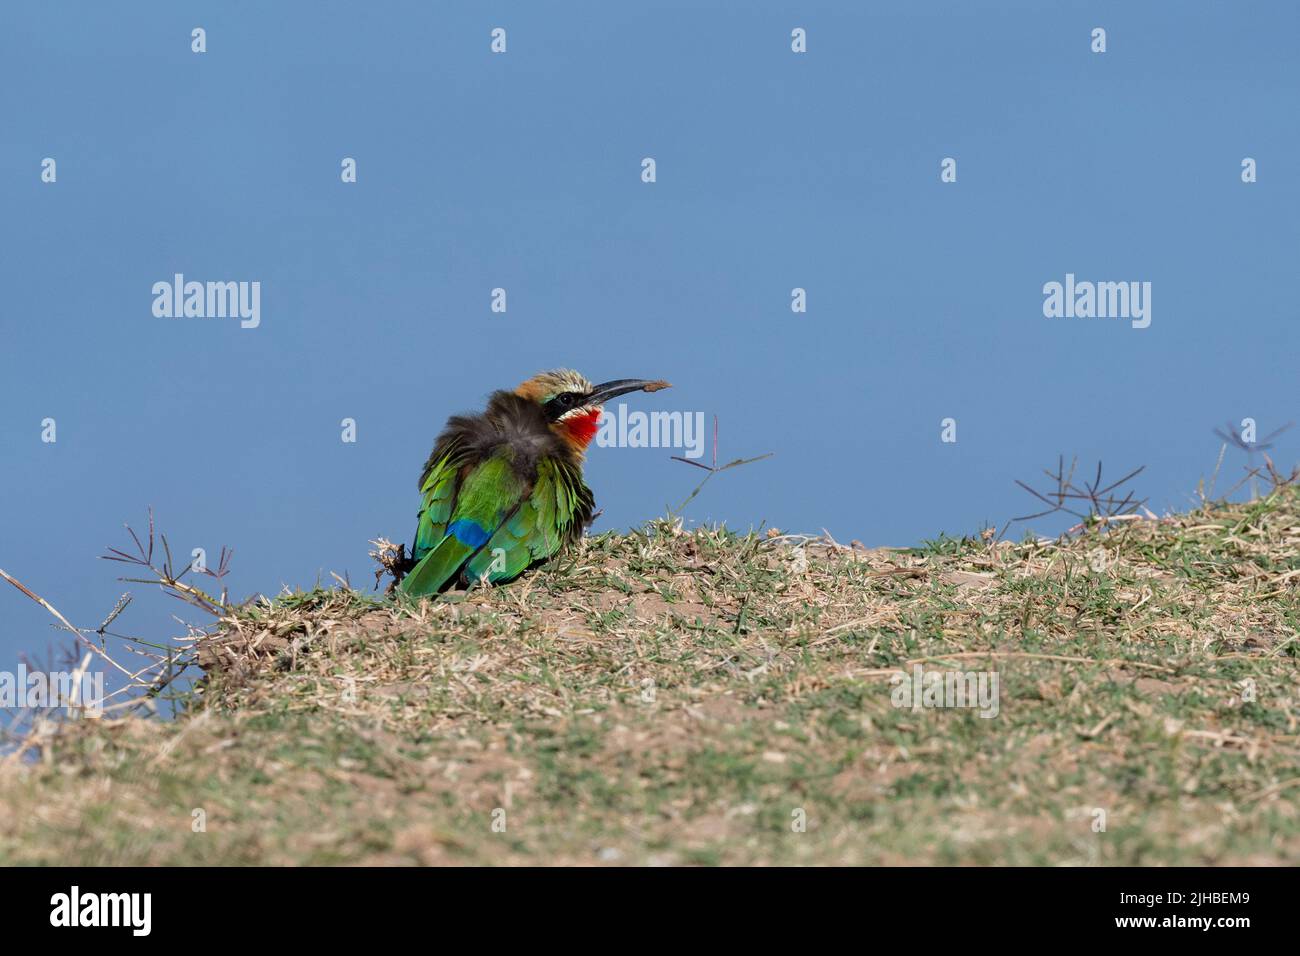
[1,1,1296,675]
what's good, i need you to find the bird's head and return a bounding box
[514,369,671,454]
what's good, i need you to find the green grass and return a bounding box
[3,491,1300,865]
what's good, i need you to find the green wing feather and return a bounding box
[412,436,466,561]
[463,457,593,583]
[402,451,526,597]
[403,417,596,597]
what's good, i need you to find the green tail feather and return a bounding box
[400,534,477,597]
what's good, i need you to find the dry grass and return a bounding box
[3,488,1300,865]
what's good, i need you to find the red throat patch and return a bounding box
[563,408,602,447]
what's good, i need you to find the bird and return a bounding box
[400,369,671,597]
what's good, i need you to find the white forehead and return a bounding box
[542,369,592,394]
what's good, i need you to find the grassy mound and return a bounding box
[3,490,1299,865]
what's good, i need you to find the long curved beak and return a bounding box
[588,379,671,405]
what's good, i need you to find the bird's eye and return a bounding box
[557,394,575,408]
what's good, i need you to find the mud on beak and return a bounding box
[587,379,672,405]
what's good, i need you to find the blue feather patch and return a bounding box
[447,518,491,549]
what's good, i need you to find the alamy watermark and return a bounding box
[890,664,999,718]
[0,665,104,717]
[50,886,150,936]
[1043,273,1150,329]
[152,274,261,329]
[595,403,706,459]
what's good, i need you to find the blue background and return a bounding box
[1,1,1296,675]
